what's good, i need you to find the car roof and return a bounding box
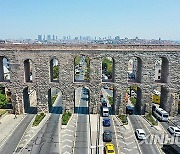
[136,129,145,134]
[105,143,114,149]
[104,130,111,133]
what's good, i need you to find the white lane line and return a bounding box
[112,116,121,154]
[139,116,164,154]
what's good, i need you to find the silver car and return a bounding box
[168,126,180,137]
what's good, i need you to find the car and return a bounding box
[104,85,109,89]
[103,118,111,127]
[135,129,146,140]
[104,143,116,154]
[167,126,180,137]
[103,130,112,142]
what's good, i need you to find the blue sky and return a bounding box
[0,0,180,40]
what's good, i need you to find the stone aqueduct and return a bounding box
[0,44,180,116]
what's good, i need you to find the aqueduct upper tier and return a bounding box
[0,44,180,116]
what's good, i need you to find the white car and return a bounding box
[168,126,180,137]
[135,129,146,140]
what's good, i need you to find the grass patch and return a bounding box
[52,95,58,105]
[118,114,128,125]
[33,113,46,127]
[145,112,158,126]
[62,112,72,125]
[0,109,7,117]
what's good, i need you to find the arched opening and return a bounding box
[102,57,114,82]
[48,87,62,113]
[74,87,89,114]
[100,84,114,115]
[126,85,142,114]
[24,59,33,82]
[50,58,59,82]
[0,57,10,82]
[152,85,170,113]
[155,57,169,83]
[74,55,90,82]
[23,87,37,113]
[0,85,13,113]
[128,57,142,83]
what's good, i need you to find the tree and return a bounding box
[0,93,8,108]
[53,66,59,79]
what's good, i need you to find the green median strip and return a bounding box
[118,114,128,125]
[62,112,72,125]
[52,94,58,105]
[32,112,46,127]
[0,109,7,117]
[145,112,158,126]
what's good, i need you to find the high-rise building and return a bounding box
[38,35,42,42]
[53,35,55,40]
[47,35,51,41]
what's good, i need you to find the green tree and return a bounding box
[75,56,81,66]
[102,58,113,75]
[0,93,8,108]
[53,66,59,79]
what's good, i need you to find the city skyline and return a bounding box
[0,0,180,40]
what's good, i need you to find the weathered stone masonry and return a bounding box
[0,44,180,116]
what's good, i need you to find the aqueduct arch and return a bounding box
[0,44,179,116]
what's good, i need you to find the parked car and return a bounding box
[103,130,112,142]
[104,143,116,154]
[103,118,111,127]
[135,129,146,140]
[167,126,180,137]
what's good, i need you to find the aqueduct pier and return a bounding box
[0,44,180,116]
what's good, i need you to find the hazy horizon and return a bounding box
[1,0,180,40]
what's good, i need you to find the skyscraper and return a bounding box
[38,35,42,42]
[47,35,51,41]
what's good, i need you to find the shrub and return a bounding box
[33,113,46,127]
[62,112,72,125]
[130,97,136,106]
[118,114,128,125]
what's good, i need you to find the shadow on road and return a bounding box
[74,107,89,114]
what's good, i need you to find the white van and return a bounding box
[153,107,169,122]
[102,107,109,117]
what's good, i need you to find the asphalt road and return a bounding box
[129,115,160,154]
[0,114,35,154]
[74,89,90,154]
[20,94,62,154]
[101,116,118,154]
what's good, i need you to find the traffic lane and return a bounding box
[0,114,35,154]
[129,115,160,154]
[104,89,113,97]
[21,107,61,154]
[102,116,118,154]
[74,90,89,154]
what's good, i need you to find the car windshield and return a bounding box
[140,133,145,136]
[108,150,114,153]
[175,129,180,133]
[163,114,168,118]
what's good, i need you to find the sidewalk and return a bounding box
[90,114,98,154]
[0,114,25,146]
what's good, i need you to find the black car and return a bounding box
[103,130,112,142]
